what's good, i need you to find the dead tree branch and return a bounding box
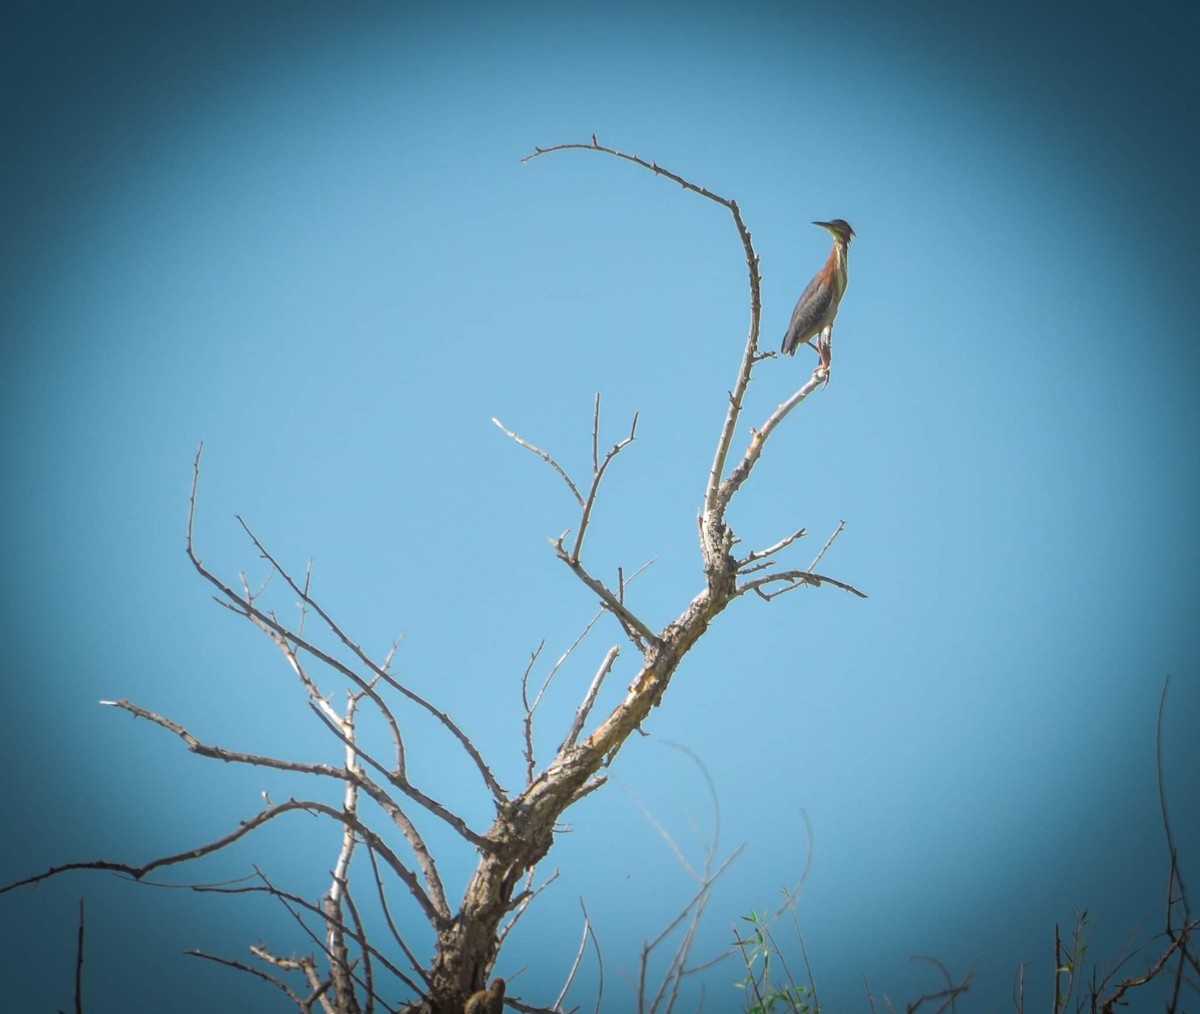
[492,417,585,508]
[497,400,652,647]
[556,899,603,1014]
[7,143,865,1013]
[560,646,620,753]
[181,867,416,1000]
[70,899,85,1014]
[522,137,764,518]
[520,642,548,788]
[738,527,807,569]
[549,532,657,646]
[906,955,973,1014]
[572,396,638,564]
[326,695,364,1014]
[231,509,506,804]
[713,370,827,516]
[186,950,308,1008]
[97,696,456,918]
[189,445,505,806]
[741,568,868,601]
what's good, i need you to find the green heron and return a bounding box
[780,219,855,377]
[464,978,505,1014]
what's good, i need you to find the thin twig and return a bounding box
[305,699,480,848]
[363,844,432,991]
[187,950,305,1005]
[1053,922,1064,1014]
[522,603,613,789]
[298,557,313,639]
[187,866,416,1009]
[493,417,585,507]
[732,925,769,1014]
[3,788,449,939]
[906,956,973,1014]
[551,534,658,643]
[1011,963,1025,1014]
[1158,677,1193,934]
[556,899,594,1012]
[560,646,620,753]
[498,869,562,948]
[632,744,742,1014]
[715,371,826,513]
[521,642,547,787]
[592,393,601,475]
[773,813,820,1009]
[73,899,85,1014]
[1097,917,1200,1012]
[586,900,605,1014]
[572,401,638,564]
[342,888,375,1014]
[255,862,378,1014]
[496,408,649,645]
[741,567,868,600]
[739,528,807,569]
[637,846,745,1014]
[105,696,459,911]
[808,520,846,572]
[864,973,879,1014]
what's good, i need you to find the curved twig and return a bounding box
[740,568,868,600]
[521,139,763,517]
[493,418,585,508]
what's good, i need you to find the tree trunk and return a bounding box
[426,514,739,1010]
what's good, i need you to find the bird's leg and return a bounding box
[805,336,827,385]
[818,325,833,387]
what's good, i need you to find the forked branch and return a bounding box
[714,369,826,514]
[550,533,657,645]
[573,396,638,564]
[495,402,654,646]
[741,568,867,601]
[187,444,506,807]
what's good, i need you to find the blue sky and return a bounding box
[2,1,1198,1011]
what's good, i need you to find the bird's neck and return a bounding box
[828,241,850,292]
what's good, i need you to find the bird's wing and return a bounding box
[781,275,834,355]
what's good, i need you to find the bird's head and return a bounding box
[814,219,855,245]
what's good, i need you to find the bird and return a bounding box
[780,219,855,380]
[464,977,506,1014]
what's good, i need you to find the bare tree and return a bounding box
[3,139,864,1013]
